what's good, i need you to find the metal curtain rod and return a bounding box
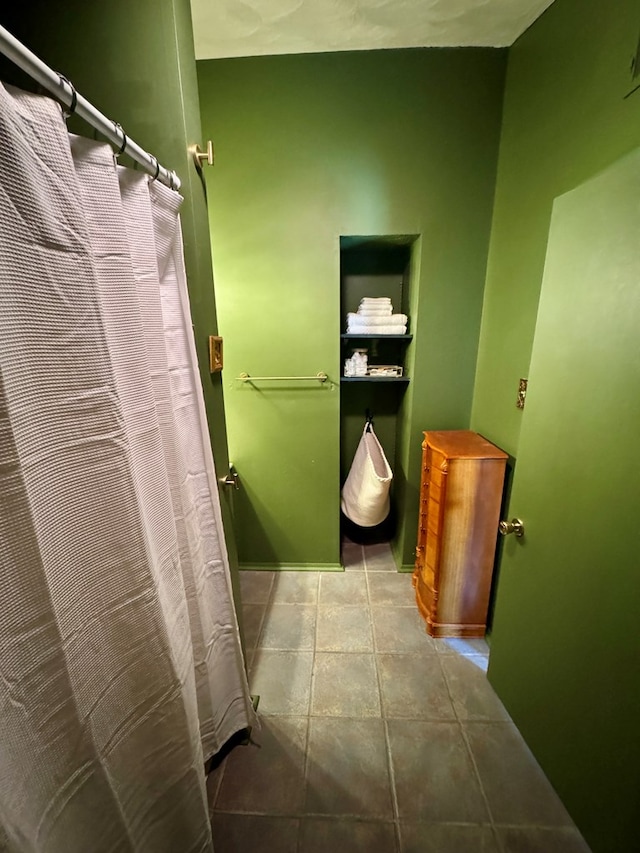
[238,372,328,383]
[0,24,180,191]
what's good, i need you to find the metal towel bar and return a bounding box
[238,372,328,383]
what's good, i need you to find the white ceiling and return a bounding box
[191,0,556,60]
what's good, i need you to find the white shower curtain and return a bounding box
[0,84,253,852]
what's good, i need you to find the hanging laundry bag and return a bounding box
[341,422,393,527]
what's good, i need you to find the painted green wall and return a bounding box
[471,0,640,455]
[197,49,506,568]
[471,1,640,850]
[488,147,640,852]
[0,0,245,631]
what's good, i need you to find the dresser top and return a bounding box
[423,430,508,460]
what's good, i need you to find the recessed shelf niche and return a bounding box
[339,234,418,547]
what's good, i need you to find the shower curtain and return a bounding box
[0,84,253,852]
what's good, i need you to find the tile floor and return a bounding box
[207,540,591,852]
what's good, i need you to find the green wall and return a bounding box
[488,147,640,852]
[0,0,245,628]
[197,49,506,568]
[471,0,640,455]
[472,1,640,850]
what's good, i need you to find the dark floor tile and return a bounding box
[311,653,381,717]
[211,813,299,853]
[215,716,308,815]
[341,539,365,571]
[464,722,574,827]
[241,602,266,652]
[387,719,489,823]
[372,605,437,654]
[299,817,397,853]
[441,655,511,722]
[205,760,225,817]
[270,572,319,604]
[363,541,397,571]
[368,572,415,606]
[400,822,499,853]
[494,825,592,853]
[259,603,317,650]
[305,718,394,818]
[316,604,373,652]
[377,653,456,720]
[239,570,275,604]
[249,650,313,715]
[319,572,368,605]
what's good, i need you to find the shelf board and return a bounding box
[341,376,410,383]
[341,333,412,340]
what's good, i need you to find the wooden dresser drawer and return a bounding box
[413,430,507,638]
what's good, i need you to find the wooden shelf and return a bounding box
[341,376,410,383]
[341,334,412,340]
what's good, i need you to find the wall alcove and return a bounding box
[339,235,418,549]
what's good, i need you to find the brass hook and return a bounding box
[189,140,214,170]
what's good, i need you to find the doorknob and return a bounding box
[220,465,240,490]
[499,518,524,538]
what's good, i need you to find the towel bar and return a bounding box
[238,372,328,383]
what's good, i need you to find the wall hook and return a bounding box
[189,140,214,170]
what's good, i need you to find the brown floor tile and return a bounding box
[239,570,276,604]
[464,722,575,827]
[363,541,397,571]
[367,571,416,606]
[215,716,308,815]
[441,655,511,722]
[211,814,299,853]
[494,825,592,852]
[399,822,499,852]
[299,817,398,853]
[316,604,373,652]
[249,650,313,715]
[259,603,317,650]
[205,761,225,818]
[371,605,436,654]
[387,719,489,823]
[305,718,394,818]
[270,572,320,604]
[341,538,365,570]
[377,653,456,720]
[241,602,266,652]
[311,652,381,717]
[319,571,368,605]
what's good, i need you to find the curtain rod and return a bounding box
[0,24,181,191]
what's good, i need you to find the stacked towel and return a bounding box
[346,298,408,334]
[357,297,393,317]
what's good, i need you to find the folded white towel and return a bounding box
[357,306,393,316]
[347,323,407,335]
[360,297,392,305]
[347,312,407,327]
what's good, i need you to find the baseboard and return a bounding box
[399,563,415,573]
[239,562,344,572]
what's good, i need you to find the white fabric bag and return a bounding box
[341,423,393,527]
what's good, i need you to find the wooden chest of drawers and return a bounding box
[412,430,508,638]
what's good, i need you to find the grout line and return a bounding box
[206,758,227,817]
[366,563,402,851]
[437,645,497,829]
[459,719,497,832]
